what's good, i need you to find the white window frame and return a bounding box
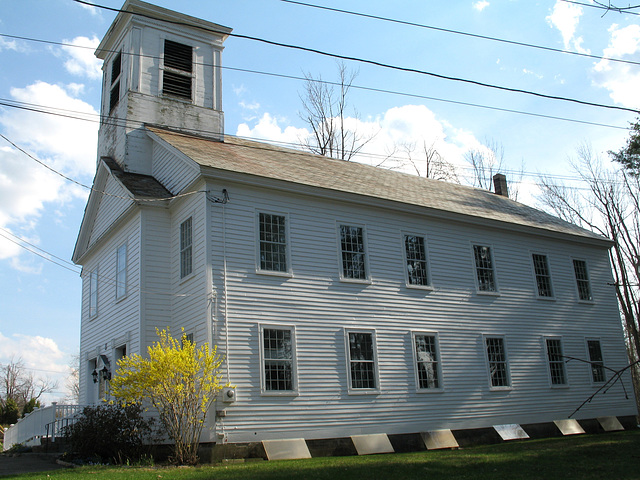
[116,243,127,300]
[572,258,593,302]
[472,243,499,294]
[89,267,98,318]
[180,216,193,280]
[412,331,443,392]
[344,328,379,394]
[337,223,370,283]
[256,211,292,276]
[545,336,569,387]
[585,338,606,384]
[160,37,194,102]
[109,50,122,113]
[259,324,298,396]
[531,252,555,299]
[483,335,511,390]
[403,233,432,289]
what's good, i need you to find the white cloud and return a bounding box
[592,24,640,109]
[236,112,308,146]
[0,332,73,404]
[61,36,102,80]
[473,1,490,12]
[0,37,20,52]
[546,1,589,54]
[236,105,481,177]
[0,82,97,264]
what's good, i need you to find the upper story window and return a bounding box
[261,326,296,393]
[109,51,122,113]
[573,259,593,301]
[346,330,378,392]
[89,268,98,317]
[586,339,606,383]
[413,333,441,390]
[162,39,193,100]
[404,234,430,287]
[485,336,510,388]
[532,253,554,298]
[116,243,127,299]
[473,245,497,292]
[339,225,368,281]
[180,217,193,279]
[545,337,568,386]
[258,213,288,273]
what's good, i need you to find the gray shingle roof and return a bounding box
[147,127,608,245]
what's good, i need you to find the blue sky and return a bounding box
[0,0,639,402]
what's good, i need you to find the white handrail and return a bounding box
[2,404,83,451]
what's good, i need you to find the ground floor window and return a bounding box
[413,333,441,389]
[261,326,296,393]
[485,336,510,388]
[546,338,568,385]
[346,330,378,391]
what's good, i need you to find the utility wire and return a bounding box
[0,228,79,270]
[560,0,640,15]
[0,33,633,132]
[72,0,640,114]
[0,232,81,274]
[280,0,640,66]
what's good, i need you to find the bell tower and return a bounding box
[95,0,232,174]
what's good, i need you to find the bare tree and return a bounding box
[299,62,374,161]
[464,139,523,200]
[402,140,459,182]
[63,354,80,404]
[538,143,640,408]
[0,357,57,411]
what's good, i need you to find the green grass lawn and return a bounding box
[7,430,640,480]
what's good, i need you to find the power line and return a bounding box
[0,228,79,270]
[72,0,640,115]
[0,33,633,131]
[560,0,640,15]
[0,232,80,274]
[279,0,640,67]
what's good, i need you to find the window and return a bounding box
[180,217,192,279]
[109,51,122,112]
[473,245,497,292]
[485,336,510,388]
[89,268,98,317]
[404,234,430,287]
[573,259,592,301]
[346,330,378,390]
[163,39,193,100]
[587,339,606,383]
[116,243,127,299]
[546,338,568,386]
[532,253,553,297]
[339,225,368,280]
[259,213,288,273]
[261,327,295,392]
[413,333,441,389]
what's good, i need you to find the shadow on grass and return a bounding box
[12,431,640,480]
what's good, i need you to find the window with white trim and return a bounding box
[180,217,193,279]
[261,326,295,392]
[404,234,430,287]
[116,243,127,299]
[109,51,122,113]
[532,253,553,297]
[162,39,193,100]
[339,225,368,280]
[587,339,606,383]
[258,213,288,273]
[413,333,441,389]
[473,245,497,292]
[346,330,377,390]
[546,338,567,385]
[89,268,98,317]
[485,336,510,388]
[573,259,592,301]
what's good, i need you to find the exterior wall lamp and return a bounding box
[92,369,98,383]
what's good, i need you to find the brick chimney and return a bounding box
[493,173,509,198]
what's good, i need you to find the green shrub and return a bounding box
[2,400,19,425]
[63,403,156,464]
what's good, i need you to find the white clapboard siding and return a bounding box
[151,141,199,195]
[79,212,141,405]
[205,180,634,443]
[88,174,134,247]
